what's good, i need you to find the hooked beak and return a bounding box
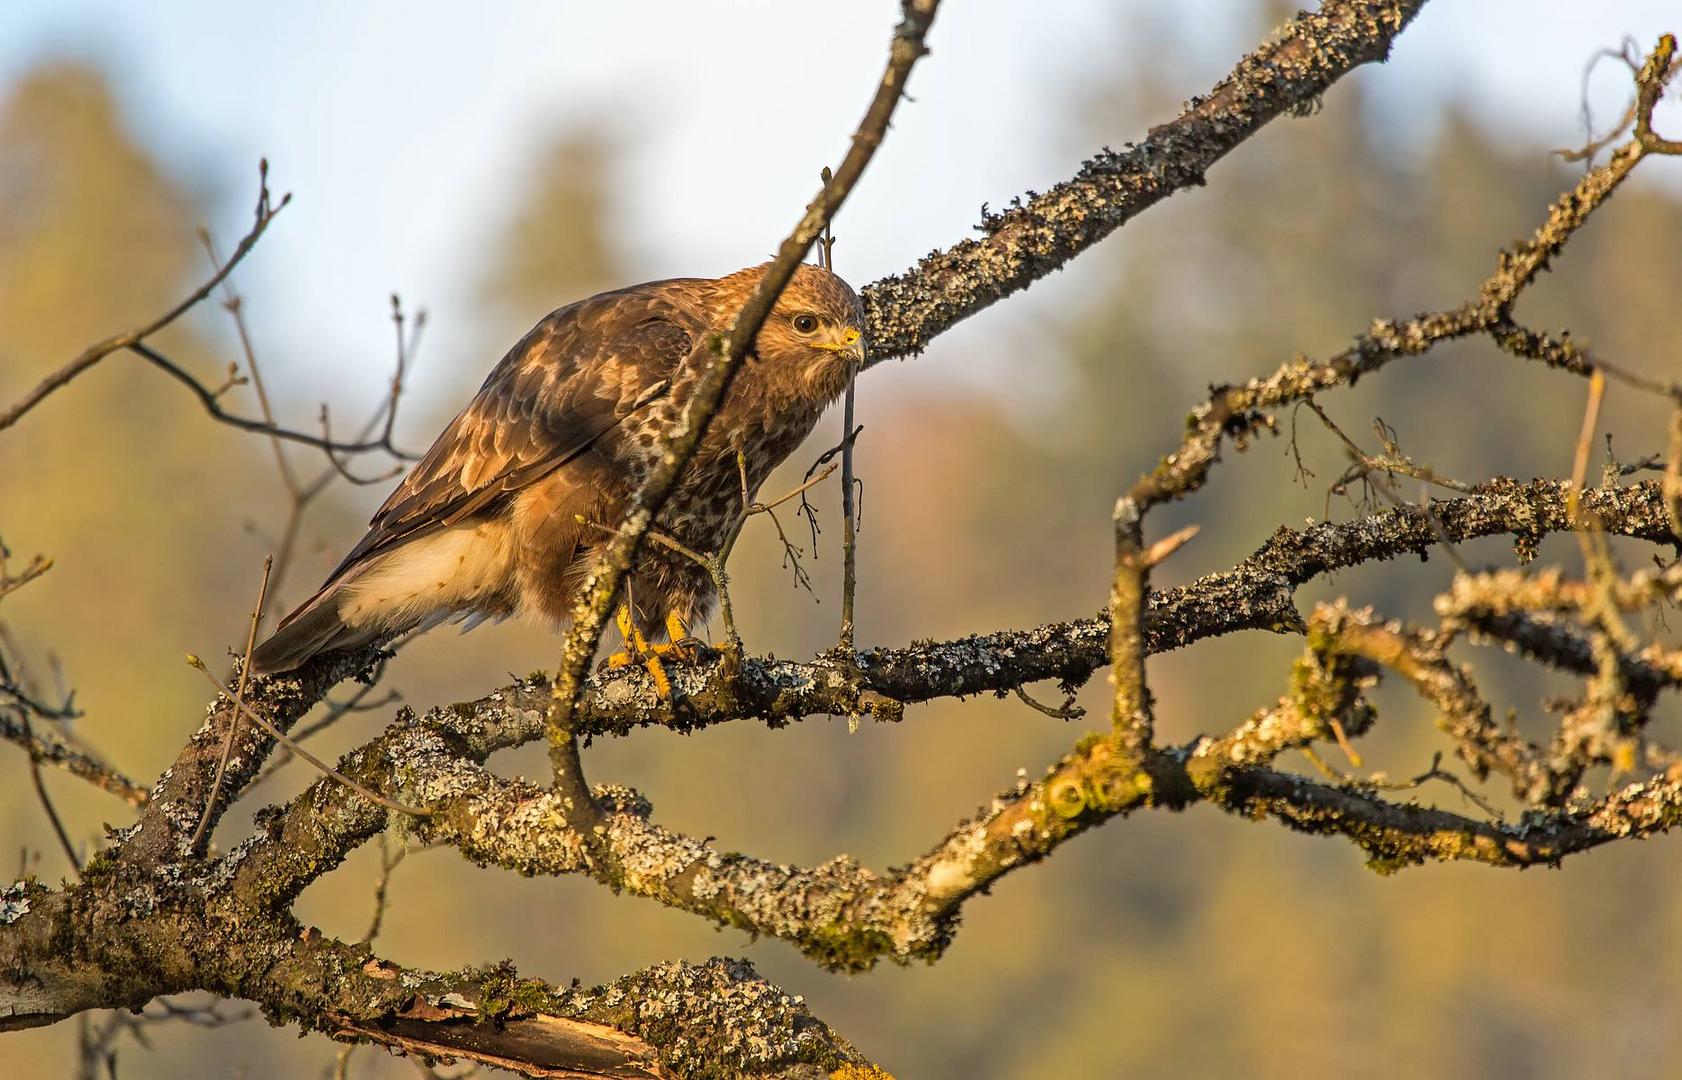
[805,326,864,388]
[823,326,865,368]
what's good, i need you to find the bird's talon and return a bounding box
[643,654,675,701]
[647,638,705,664]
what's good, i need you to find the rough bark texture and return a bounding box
[8,6,1682,1080]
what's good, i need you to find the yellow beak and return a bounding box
[820,326,865,366]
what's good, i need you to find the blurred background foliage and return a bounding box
[3,5,1682,1077]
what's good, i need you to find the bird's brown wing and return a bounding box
[320,283,701,587]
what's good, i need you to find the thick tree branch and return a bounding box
[12,12,1682,1078]
[120,645,388,867]
[860,0,1430,361]
[0,873,863,1078]
[543,0,943,768]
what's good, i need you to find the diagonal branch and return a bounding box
[860,0,1430,361]
[542,0,944,764]
[0,163,290,434]
[0,711,148,808]
[0,875,871,1077]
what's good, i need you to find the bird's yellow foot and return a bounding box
[650,611,704,663]
[604,603,676,700]
[604,610,703,663]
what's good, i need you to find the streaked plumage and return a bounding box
[251,263,864,674]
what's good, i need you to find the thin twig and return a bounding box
[821,165,862,652]
[128,341,419,461]
[202,229,298,494]
[1665,406,1682,542]
[187,660,431,818]
[1568,370,1616,580]
[1305,400,1471,571]
[0,709,148,807]
[542,0,944,768]
[191,557,272,853]
[753,461,838,515]
[248,674,399,792]
[0,553,53,602]
[360,831,405,945]
[1013,686,1086,721]
[1556,40,1646,165]
[20,712,82,878]
[0,160,291,433]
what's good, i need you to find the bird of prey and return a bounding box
[250,263,864,675]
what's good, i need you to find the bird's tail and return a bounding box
[250,522,518,673]
[249,580,382,675]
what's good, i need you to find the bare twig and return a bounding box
[20,713,82,877]
[1014,686,1086,721]
[0,562,147,807]
[820,170,862,651]
[0,161,291,433]
[0,710,148,807]
[0,553,53,602]
[247,669,399,793]
[1557,39,1649,165]
[1667,407,1682,541]
[186,659,431,819]
[542,0,944,765]
[191,557,272,853]
[124,340,419,462]
[360,832,405,945]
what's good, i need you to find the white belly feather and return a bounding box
[337,519,516,633]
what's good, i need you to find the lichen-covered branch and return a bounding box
[0,711,148,808]
[119,645,388,867]
[229,537,1682,971]
[860,0,1430,361]
[190,477,1682,979]
[0,871,862,1078]
[543,0,943,766]
[1307,601,1553,801]
[1128,125,1659,518]
[10,12,1682,1080]
[336,478,1667,758]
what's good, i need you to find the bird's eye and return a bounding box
[791,313,820,335]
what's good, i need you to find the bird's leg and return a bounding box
[605,608,701,661]
[603,603,639,669]
[604,602,675,700]
[648,611,703,663]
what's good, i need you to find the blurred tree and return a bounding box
[0,62,266,807]
[6,9,1682,1078]
[800,17,1682,1078]
[402,20,1682,1078]
[0,62,291,1077]
[475,126,627,325]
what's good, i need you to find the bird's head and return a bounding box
[727,263,865,402]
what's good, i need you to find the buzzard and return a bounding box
[250,263,864,675]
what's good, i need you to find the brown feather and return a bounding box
[251,263,863,673]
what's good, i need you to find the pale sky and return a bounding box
[2,1,1679,415]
